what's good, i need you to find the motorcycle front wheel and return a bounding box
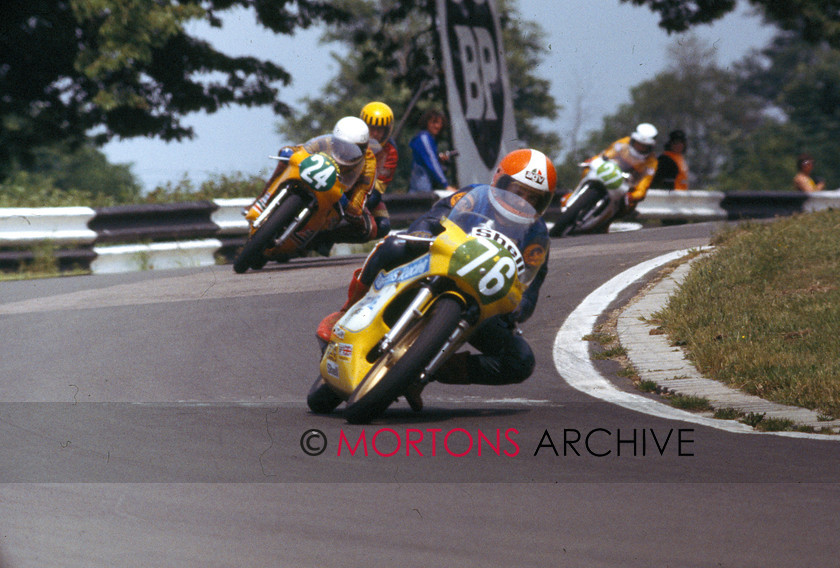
[343,295,464,424]
[233,193,306,273]
[548,181,607,238]
[307,377,343,414]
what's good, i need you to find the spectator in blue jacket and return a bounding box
[408,109,457,193]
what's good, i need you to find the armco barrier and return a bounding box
[1,189,838,274]
[211,198,252,235]
[89,239,223,274]
[0,207,98,245]
[88,201,221,243]
[632,190,727,221]
[634,189,840,221]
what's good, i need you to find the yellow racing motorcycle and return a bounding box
[307,185,540,424]
[233,145,348,273]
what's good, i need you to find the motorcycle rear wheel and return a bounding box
[344,295,464,424]
[233,193,306,273]
[307,377,343,414]
[548,181,606,237]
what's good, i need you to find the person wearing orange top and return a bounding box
[652,130,689,190]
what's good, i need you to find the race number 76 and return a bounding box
[456,237,516,297]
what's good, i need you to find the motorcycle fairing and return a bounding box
[373,254,432,291]
[341,253,432,336]
[447,235,516,305]
[593,158,625,190]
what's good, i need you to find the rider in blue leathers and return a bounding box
[317,149,557,409]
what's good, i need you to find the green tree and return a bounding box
[720,33,840,190]
[557,35,765,190]
[276,0,560,191]
[620,0,736,32]
[715,122,804,191]
[622,0,840,48]
[26,143,141,201]
[0,0,348,180]
[0,144,140,206]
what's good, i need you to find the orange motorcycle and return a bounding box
[233,148,346,273]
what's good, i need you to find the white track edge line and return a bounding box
[552,248,839,441]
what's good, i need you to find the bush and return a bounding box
[1,171,266,207]
[0,172,117,207]
[143,172,265,203]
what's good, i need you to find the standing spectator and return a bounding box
[408,109,457,193]
[652,130,689,190]
[793,153,825,193]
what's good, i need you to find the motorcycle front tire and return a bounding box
[343,295,464,424]
[549,181,607,238]
[233,193,306,274]
[307,377,344,414]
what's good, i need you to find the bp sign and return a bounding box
[438,0,517,183]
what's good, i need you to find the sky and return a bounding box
[102,0,776,191]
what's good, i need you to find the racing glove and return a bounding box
[274,146,295,162]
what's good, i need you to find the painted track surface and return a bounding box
[1,223,838,567]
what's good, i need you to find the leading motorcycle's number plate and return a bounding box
[449,235,516,305]
[300,153,338,191]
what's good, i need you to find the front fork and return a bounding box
[373,276,453,358]
[253,187,316,248]
[379,286,435,354]
[274,204,313,246]
[374,279,478,384]
[418,317,472,384]
[251,187,287,228]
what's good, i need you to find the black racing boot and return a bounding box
[404,352,472,411]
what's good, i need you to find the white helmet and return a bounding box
[333,116,369,148]
[628,123,657,160]
[330,116,369,169]
[630,123,658,146]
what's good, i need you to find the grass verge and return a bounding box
[0,242,90,281]
[654,210,840,418]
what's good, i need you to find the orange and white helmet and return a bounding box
[491,149,557,216]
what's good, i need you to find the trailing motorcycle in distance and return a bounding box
[549,155,630,237]
[308,185,540,424]
[233,148,346,273]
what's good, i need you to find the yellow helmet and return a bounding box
[360,101,394,143]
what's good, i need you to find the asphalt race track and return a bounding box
[1,222,838,567]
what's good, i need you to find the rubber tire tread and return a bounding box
[549,181,606,237]
[233,193,306,273]
[307,377,343,414]
[343,296,463,424]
